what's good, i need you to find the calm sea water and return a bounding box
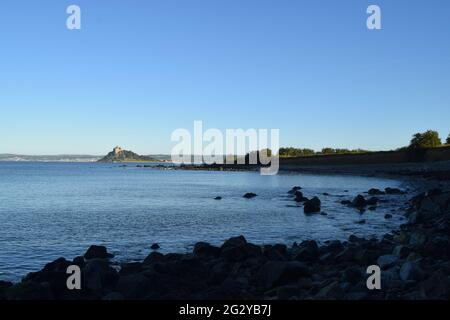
[0,162,410,281]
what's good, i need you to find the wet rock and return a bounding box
[243,192,257,199]
[214,196,222,200]
[150,243,160,250]
[384,214,393,219]
[366,197,379,206]
[294,191,308,202]
[385,187,405,195]
[84,245,114,260]
[288,186,302,194]
[377,254,398,270]
[352,195,367,208]
[355,219,366,224]
[304,197,321,214]
[368,188,385,195]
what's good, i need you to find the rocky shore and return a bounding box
[1,186,449,300]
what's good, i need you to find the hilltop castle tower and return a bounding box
[113,146,123,155]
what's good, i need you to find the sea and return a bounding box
[0,162,411,281]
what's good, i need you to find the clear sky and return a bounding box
[1,0,449,155]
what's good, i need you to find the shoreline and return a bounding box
[1,177,449,300]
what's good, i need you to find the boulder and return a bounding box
[368,188,385,195]
[83,258,118,293]
[377,254,398,270]
[150,243,160,250]
[255,261,310,290]
[294,191,308,202]
[115,274,153,299]
[341,267,364,284]
[143,251,164,265]
[352,195,367,208]
[288,186,302,194]
[385,187,405,195]
[366,197,379,206]
[243,192,257,199]
[392,245,411,259]
[84,245,114,260]
[304,197,321,214]
[293,240,319,262]
[399,261,424,282]
[220,236,262,261]
[214,196,222,200]
[193,242,220,258]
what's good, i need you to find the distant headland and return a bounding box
[97,146,160,163]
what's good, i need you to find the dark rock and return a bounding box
[368,188,385,195]
[385,187,405,195]
[255,261,310,290]
[84,245,114,260]
[399,261,424,281]
[393,245,411,259]
[115,274,153,299]
[72,256,85,268]
[384,214,393,219]
[341,267,364,284]
[214,196,222,200]
[6,281,53,300]
[193,242,220,258]
[377,254,398,270]
[352,195,367,208]
[102,292,125,300]
[243,192,257,199]
[150,243,160,250]
[356,219,366,224]
[304,197,321,214]
[348,235,363,243]
[366,197,379,206]
[340,200,352,205]
[263,244,288,261]
[220,236,261,261]
[293,240,319,262]
[294,191,308,202]
[288,186,302,194]
[83,258,118,293]
[143,251,164,265]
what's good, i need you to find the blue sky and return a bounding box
[1,0,449,155]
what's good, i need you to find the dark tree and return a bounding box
[409,130,442,149]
